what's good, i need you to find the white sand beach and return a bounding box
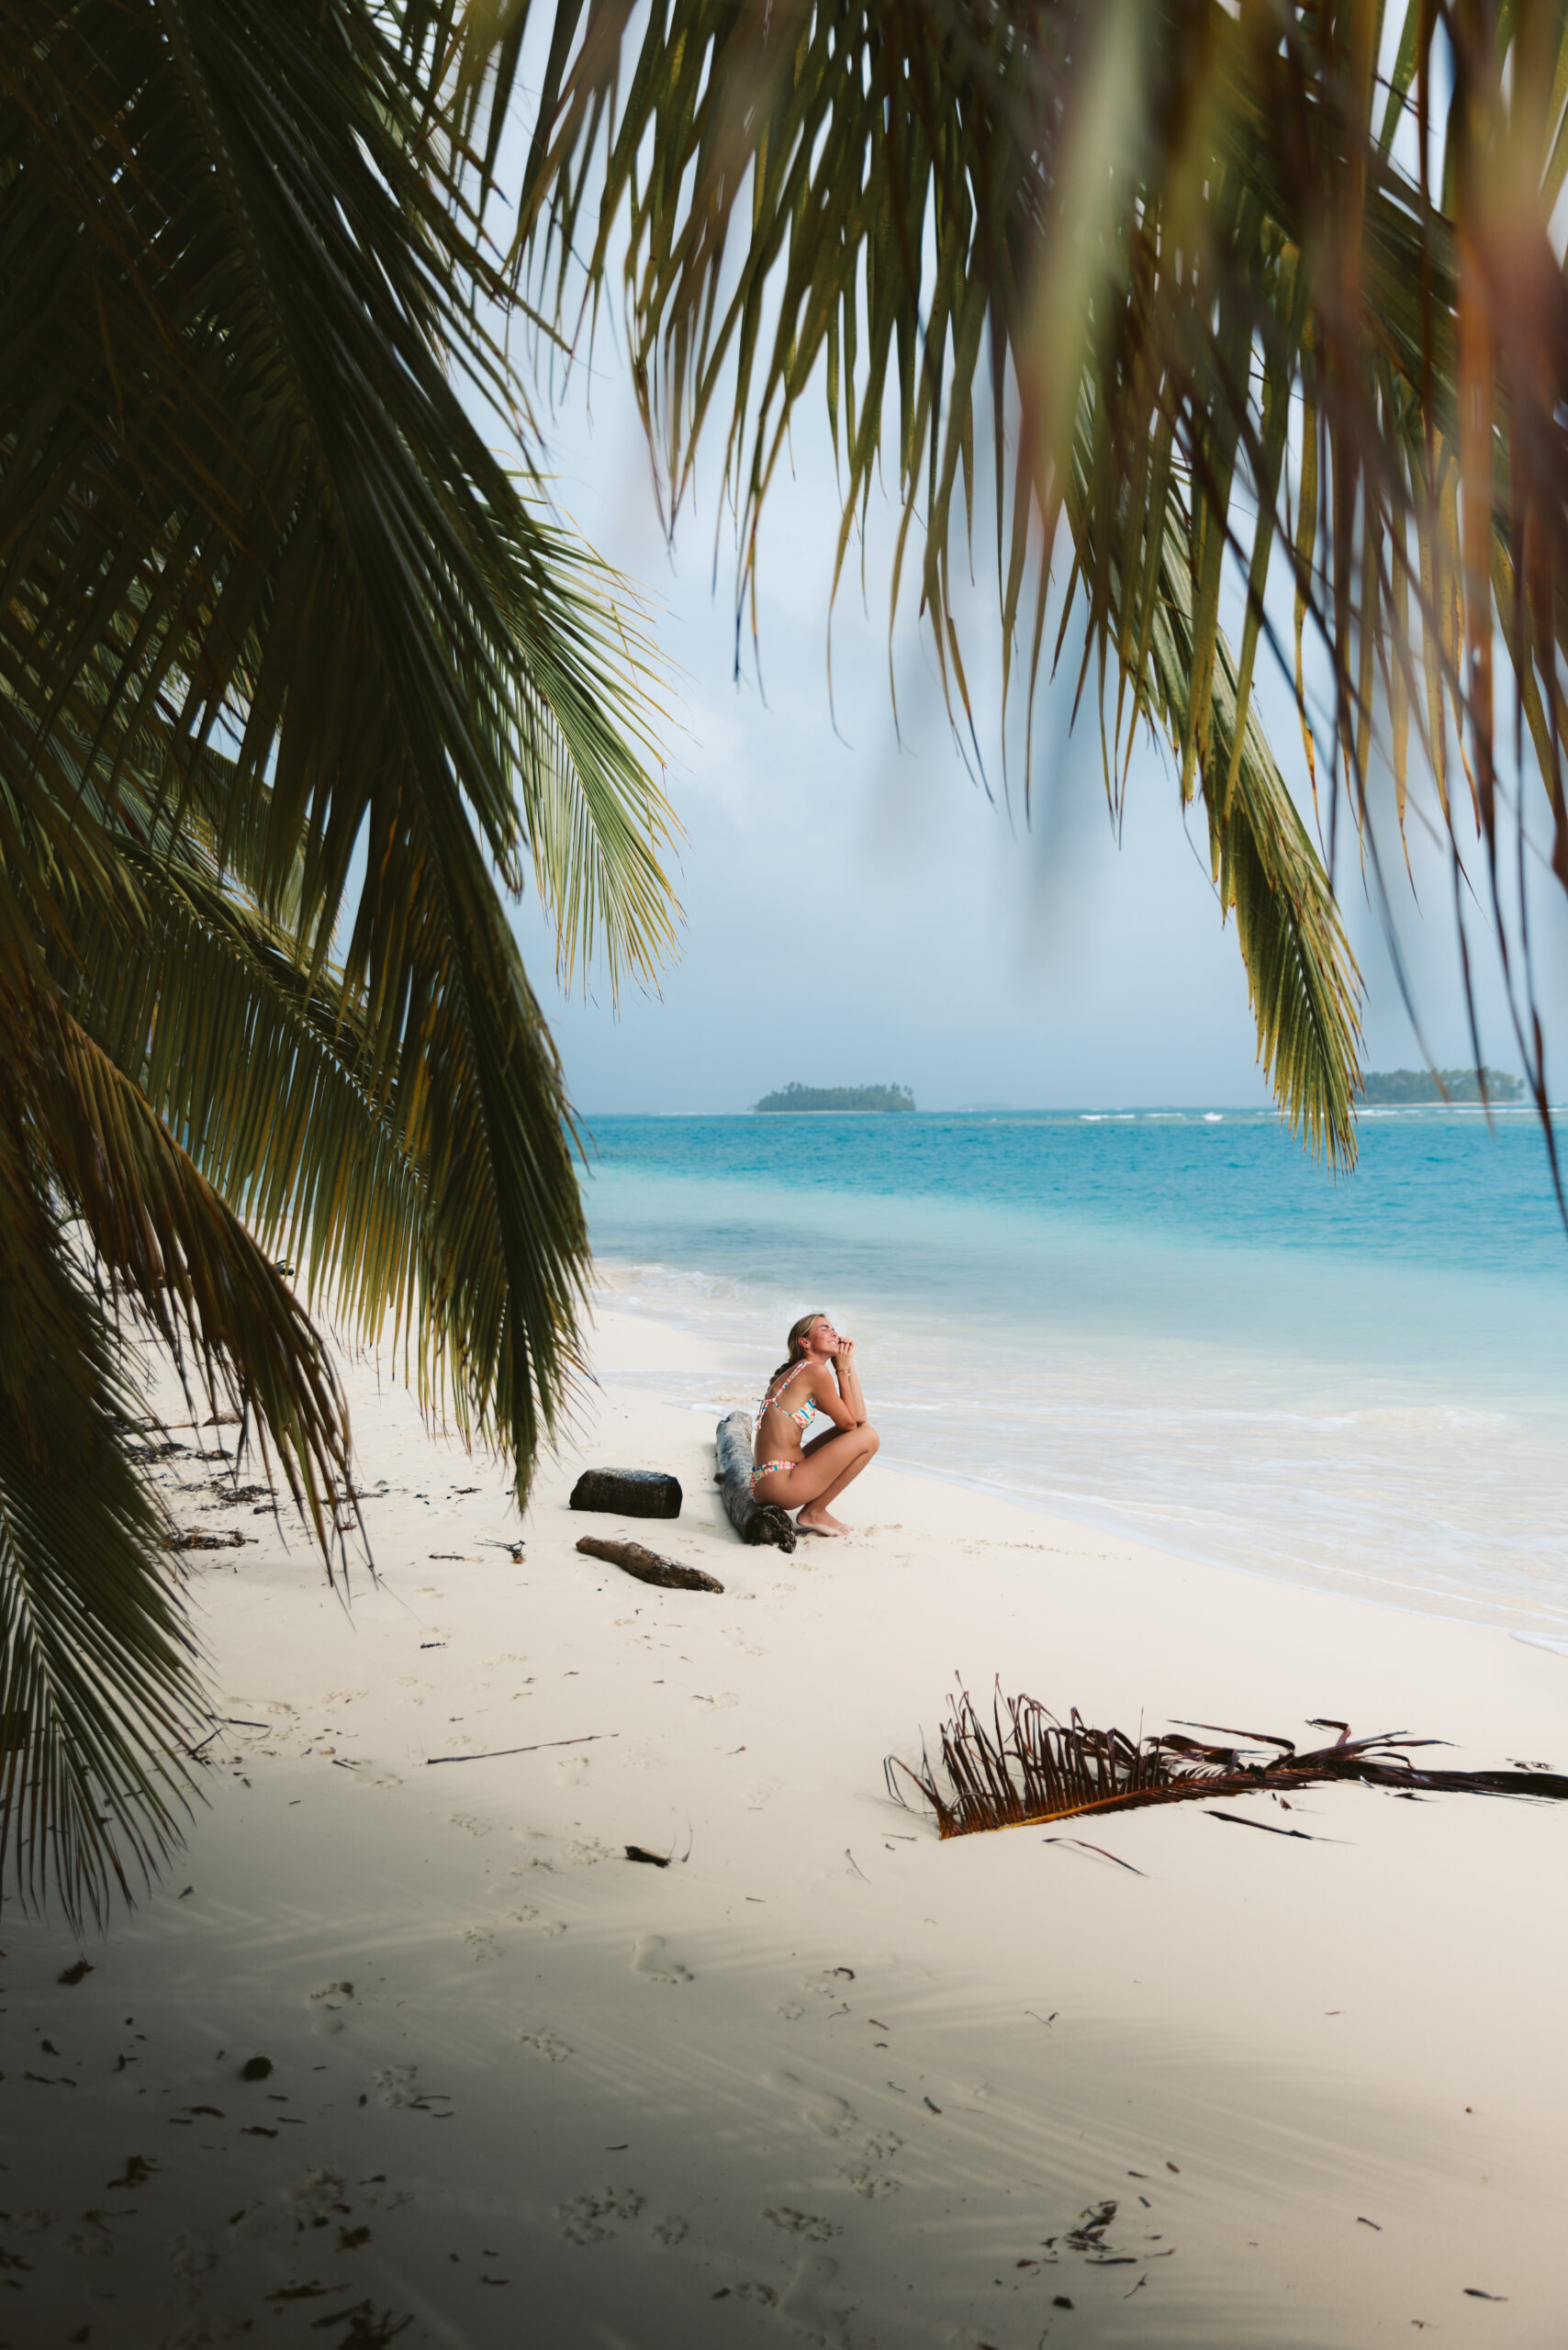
[6,1303,1567,2348]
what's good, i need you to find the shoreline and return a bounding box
[6,1302,1567,2345]
[590,1304,1568,1648]
[636,1374,1568,1642]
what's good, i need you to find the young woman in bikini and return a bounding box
[751,1312,879,1536]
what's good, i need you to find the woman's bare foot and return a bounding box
[796,1505,850,1537]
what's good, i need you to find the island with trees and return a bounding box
[1361,1068,1524,1105]
[753,1082,916,1113]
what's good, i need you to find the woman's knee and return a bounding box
[860,1423,879,1456]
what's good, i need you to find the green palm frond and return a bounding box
[4,0,679,1465]
[473,0,1568,1161]
[1,0,682,1916]
[0,1188,204,1928]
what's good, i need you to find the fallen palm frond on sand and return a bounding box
[888,1684,1568,1841]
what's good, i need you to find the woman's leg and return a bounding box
[799,1427,880,1531]
[755,1425,879,1533]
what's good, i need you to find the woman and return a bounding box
[751,1312,879,1536]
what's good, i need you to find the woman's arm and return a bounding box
[805,1355,860,1431]
[832,1337,867,1426]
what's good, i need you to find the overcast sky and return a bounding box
[510,336,1566,1117]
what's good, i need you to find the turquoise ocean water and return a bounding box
[579,1109,1568,1632]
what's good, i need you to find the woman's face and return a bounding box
[806,1315,838,1355]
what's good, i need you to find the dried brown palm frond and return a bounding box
[450,0,1568,1168]
[888,1683,1568,1839]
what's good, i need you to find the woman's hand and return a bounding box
[831,1333,866,1425]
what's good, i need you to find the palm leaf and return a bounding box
[890,1684,1568,1840]
[1,0,683,1917]
[478,0,1568,1158]
[0,1195,204,1930]
[5,0,680,1478]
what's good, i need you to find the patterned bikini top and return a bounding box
[757,1360,818,1434]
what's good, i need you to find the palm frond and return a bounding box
[479,0,1568,1158]
[0,1111,203,1930]
[8,974,353,1534]
[4,0,681,1485]
[890,1684,1568,1840]
[1,0,685,1919]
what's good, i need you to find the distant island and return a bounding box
[1361,1067,1524,1105]
[753,1081,916,1113]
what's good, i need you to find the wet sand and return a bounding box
[4,1304,1567,2347]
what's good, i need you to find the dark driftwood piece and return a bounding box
[575,1534,723,1594]
[715,1411,796,1551]
[889,1683,1568,1840]
[568,1467,682,1518]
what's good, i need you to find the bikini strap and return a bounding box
[760,1358,812,1413]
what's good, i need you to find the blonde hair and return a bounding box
[768,1312,825,1386]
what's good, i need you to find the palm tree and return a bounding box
[1,0,676,1922]
[463,0,1568,1174]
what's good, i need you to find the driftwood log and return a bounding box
[568,1467,682,1518]
[575,1535,722,1594]
[715,1411,796,1551]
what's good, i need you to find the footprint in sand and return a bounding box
[763,2209,842,2243]
[555,2188,644,2246]
[361,2183,412,2210]
[166,2229,218,2284]
[763,2071,856,2137]
[633,1934,694,1986]
[554,1754,590,1786]
[285,2166,349,2218]
[307,1980,355,2035]
[839,2166,901,2198]
[463,1929,500,1964]
[373,2066,420,2109]
[774,2002,806,2022]
[651,2216,689,2246]
[779,2250,853,2346]
[449,1813,493,1838]
[518,2029,572,2063]
[566,1837,617,1866]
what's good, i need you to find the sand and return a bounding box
[4,1301,1567,2349]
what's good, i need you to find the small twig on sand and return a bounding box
[1042,1836,1146,1875]
[425,1734,616,1767]
[1204,1809,1327,1842]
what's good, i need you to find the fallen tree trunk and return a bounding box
[575,1535,722,1594]
[715,1411,796,1551]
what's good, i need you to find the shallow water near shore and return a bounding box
[580,1107,1568,1630]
